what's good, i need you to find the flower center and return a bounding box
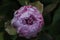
[22,15,36,25]
[25,17,33,25]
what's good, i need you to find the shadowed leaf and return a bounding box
[52,6,60,24]
[47,6,60,36]
[18,0,29,5]
[5,20,17,35]
[0,32,4,40]
[31,1,43,13]
[44,0,59,14]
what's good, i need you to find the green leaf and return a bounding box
[43,0,59,25]
[0,32,4,40]
[52,7,60,24]
[5,20,17,35]
[31,1,43,13]
[47,6,60,35]
[44,0,58,14]
[18,0,29,5]
[51,6,60,35]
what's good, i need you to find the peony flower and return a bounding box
[11,5,44,39]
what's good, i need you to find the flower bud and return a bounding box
[11,5,44,39]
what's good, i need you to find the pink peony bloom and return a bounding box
[11,5,44,39]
